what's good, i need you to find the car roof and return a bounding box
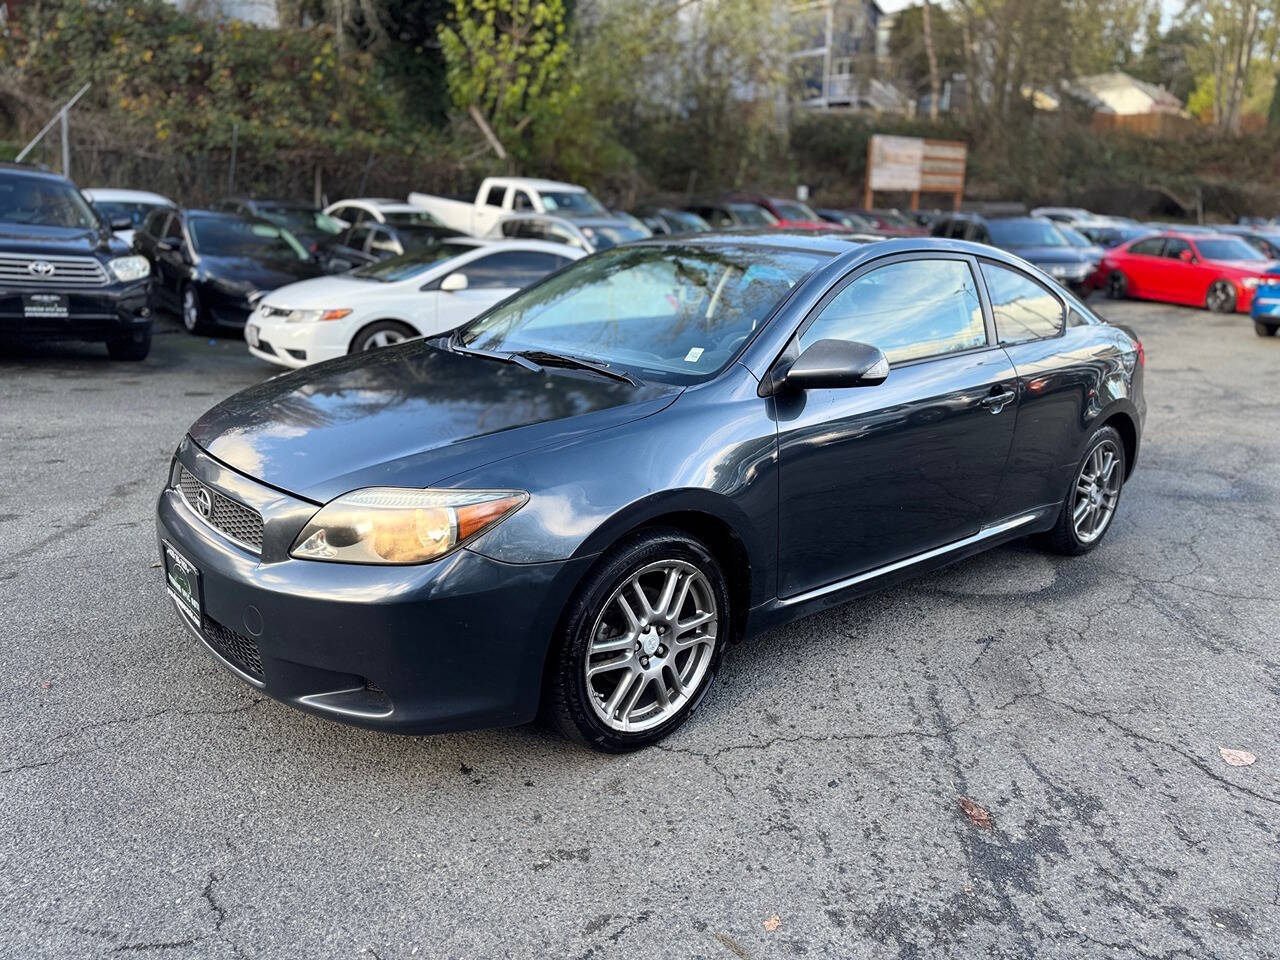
[488,177,584,193]
[0,163,73,184]
[82,188,174,204]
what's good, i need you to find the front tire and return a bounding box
[1255,320,1278,337]
[180,283,209,334]
[349,320,417,353]
[1106,271,1128,299]
[1206,279,1237,313]
[547,527,729,752]
[106,330,151,361]
[1042,425,1126,556]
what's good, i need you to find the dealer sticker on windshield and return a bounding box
[684,347,704,363]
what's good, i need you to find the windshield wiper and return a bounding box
[513,350,638,386]
[448,334,544,373]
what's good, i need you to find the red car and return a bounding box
[721,193,845,232]
[1096,231,1280,313]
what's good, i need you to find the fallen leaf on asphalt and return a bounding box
[957,796,994,830]
[150,562,161,568]
[1220,747,1256,767]
[762,914,781,932]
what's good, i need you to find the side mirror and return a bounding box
[770,339,889,393]
[1179,249,1194,263]
[440,272,469,292]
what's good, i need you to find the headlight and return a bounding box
[107,255,150,282]
[1242,277,1261,289]
[284,308,352,323]
[291,487,528,564]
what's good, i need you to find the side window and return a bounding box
[143,210,169,237]
[368,227,400,255]
[345,223,374,250]
[164,215,184,240]
[981,261,1064,343]
[799,258,987,364]
[707,208,732,227]
[484,185,506,207]
[463,251,562,288]
[1130,237,1165,257]
[512,191,534,212]
[1163,238,1191,260]
[544,223,578,246]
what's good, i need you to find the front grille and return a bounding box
[0,253,110,289]
[201,615,265,678]
[176,465,264,552]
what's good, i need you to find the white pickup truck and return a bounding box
[408,177,614,237]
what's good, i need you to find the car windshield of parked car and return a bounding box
[582,224,650,250]
[0,174,99,229]
[1057,225,1093,248]
[383,210,444,228]
[392,225,462,253]
[772,201,820,222]
[540,191,606,216]
[190,218,309,260]
[460,244,822,383]
[987,219,1068,247]
[1195,237,1268,261]
[728,204,778,226]
[260,206,344,236]
[350,243,477,282]
[663,210,710,232]
[91,200,164,228]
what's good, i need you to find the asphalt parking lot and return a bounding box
[1,302,1277,960]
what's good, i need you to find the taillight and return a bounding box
[1136,339,1145,367]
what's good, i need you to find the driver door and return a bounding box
[774,254,1019,598]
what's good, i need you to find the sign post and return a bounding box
[865,134,967,211]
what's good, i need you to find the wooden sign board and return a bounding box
[865,135,967,210]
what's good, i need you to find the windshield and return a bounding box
[540,191,606,215]
[1196,237,1268,261]
[189,218,309,260]
[459,244,822,383]
[987,219,1068,247]
[772,201,819,222]
[383,210,444,228]
[582,224,650,250]
[729,203,778,226]
[91,200,167,229]
[1057,225,1092,248]
[0,173,99,229]
[351,243,475,282]
[662,210,710,232]
[260,206,344,236]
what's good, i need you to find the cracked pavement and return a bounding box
[1,302,1277,959]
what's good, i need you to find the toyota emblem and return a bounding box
[28,260,55,277]
[195,487,213,518]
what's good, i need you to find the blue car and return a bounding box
[1251,277,1280,337]
[156,234,1145,751]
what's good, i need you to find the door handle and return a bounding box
[981,388,1016,413]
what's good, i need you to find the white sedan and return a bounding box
[244,238,582,368]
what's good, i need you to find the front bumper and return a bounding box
[0,280,151,342]
[1250,292,1280,320]
[155,438,594,734]
[244,310,349,368]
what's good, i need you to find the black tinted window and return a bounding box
[981,262,1063,343]
[484,185,506,207]
[801,258,986,363]
[464,251,563,288]
[164,216,184,240]
[143,209,170,236]
[1163,238,1191,260]
[1130,237,1165,256]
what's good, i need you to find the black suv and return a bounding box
[931,213,1097,291]
[0,164,152,359]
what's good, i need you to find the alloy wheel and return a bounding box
[363,329,406,349]
[1206,280,1235,313]
[182,288,200,332]
[1107,272,1126,299]
[1072,439,1121,544]
[584,559,718,733]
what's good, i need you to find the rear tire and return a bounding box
[1255,321,1278,337]
[349,320,417,353]
[546,527,729,752]
[106,331,151,361]
[1206,279,1237,313]
[1042,425,1126,556]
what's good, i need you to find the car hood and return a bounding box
[1003,245,1089,264]
[258,274,393,309]
[189,339,681,503]
[0,222,123,256]
[200,255,326,292]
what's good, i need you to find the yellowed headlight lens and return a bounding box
[290,488,527,565]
